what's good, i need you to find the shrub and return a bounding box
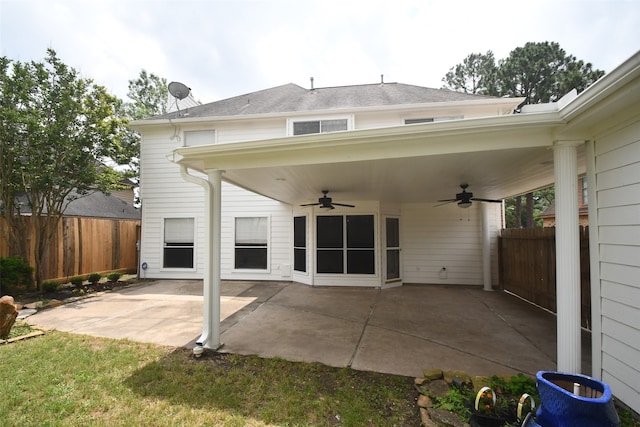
[70,276,84,288]
[107,272,122,283]
[87,273,101,285]
[42,281,60,292]
[0,257,34,292]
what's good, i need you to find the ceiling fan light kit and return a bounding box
[435,184,502,208]
[300,190,355,210]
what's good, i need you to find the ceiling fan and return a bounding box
[435,184,502,208]
[301,190,355,210]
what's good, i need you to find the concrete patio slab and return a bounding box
[25,279,591,379]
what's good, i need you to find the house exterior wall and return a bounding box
[592,119,640,413]
[401,202,501,285]
[140,104,507,285]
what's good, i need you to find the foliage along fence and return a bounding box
[0,216,140,284]
[498,226,591,329]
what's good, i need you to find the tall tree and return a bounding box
[0,49,128,287]
[442,51,499,95]
[125,70,168,120]
[116,70,169,198]
[443,42,603,228]
[497,41,604,105]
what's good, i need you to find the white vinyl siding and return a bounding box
[401,202,501,285]
[593,120,640,414]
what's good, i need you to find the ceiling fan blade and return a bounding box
[300,203,321,207]
[436,198,457,203]
[472,198,503,203]
[433,200,457,207]
[332,202,355,208]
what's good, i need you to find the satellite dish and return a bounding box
[168,81,190,100]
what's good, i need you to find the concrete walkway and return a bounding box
[25,279,592,378]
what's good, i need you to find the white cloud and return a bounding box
[2,0,639,104]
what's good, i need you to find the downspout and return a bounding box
[179,164,222,352]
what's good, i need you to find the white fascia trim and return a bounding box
[559,51,640,121]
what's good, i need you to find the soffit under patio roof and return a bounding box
[174,112,584,205]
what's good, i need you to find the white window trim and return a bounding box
[293,214,310,276]
[232,215,271,273]
[161,216,197,272]
[314,213,378,277]
[286,114,355,136]
[182,129,217,147]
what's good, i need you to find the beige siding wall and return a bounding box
[594,120,640,413]
[401,202,501,285]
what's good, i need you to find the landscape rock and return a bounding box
[427,379,451,399]
[417,394,433,408]
[423,368,444,380]
[420,407,438,427]
[415,377,428,386]
[444,370,471,385]
[427,408,469,427]
[0,295,19,338]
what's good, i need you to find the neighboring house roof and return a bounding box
[152,82,499,119]
[16,191,141,220]
[62,191,141,220]
[539,201,589,219]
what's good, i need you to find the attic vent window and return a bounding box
[293,119,348,135]
[405,118,434,124]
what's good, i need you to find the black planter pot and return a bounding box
[470,413,505,427]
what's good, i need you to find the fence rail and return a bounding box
[1,216,140,283]
[498,226,591,329]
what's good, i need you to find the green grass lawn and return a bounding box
[0,332,419,426]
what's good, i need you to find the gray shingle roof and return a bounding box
[16,191,140,220]
[153,82,498,119]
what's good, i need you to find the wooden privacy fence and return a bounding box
[498,227,591,329]
[1,216,140,283]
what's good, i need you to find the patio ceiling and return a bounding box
[174,112,585,206]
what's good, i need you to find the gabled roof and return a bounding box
[152,82,499,120]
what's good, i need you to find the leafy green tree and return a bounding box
[443,42,603,228]
[497,41,604,105]
[116,70,169,200]
[0,49,128,287]
[442,51,499,95]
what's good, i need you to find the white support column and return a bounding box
[202,169,222,350]
[481,203,493,291]
[553,141,582,373]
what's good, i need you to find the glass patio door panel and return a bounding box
[386,217,400,280]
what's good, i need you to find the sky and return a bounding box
[1,0,639,104]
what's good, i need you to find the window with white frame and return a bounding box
[184,130,215,146]
[316,215,375,274]
[293,216,307,272]
[235,217,268,269]
[163,218,195,268]
[292,118,349,135]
